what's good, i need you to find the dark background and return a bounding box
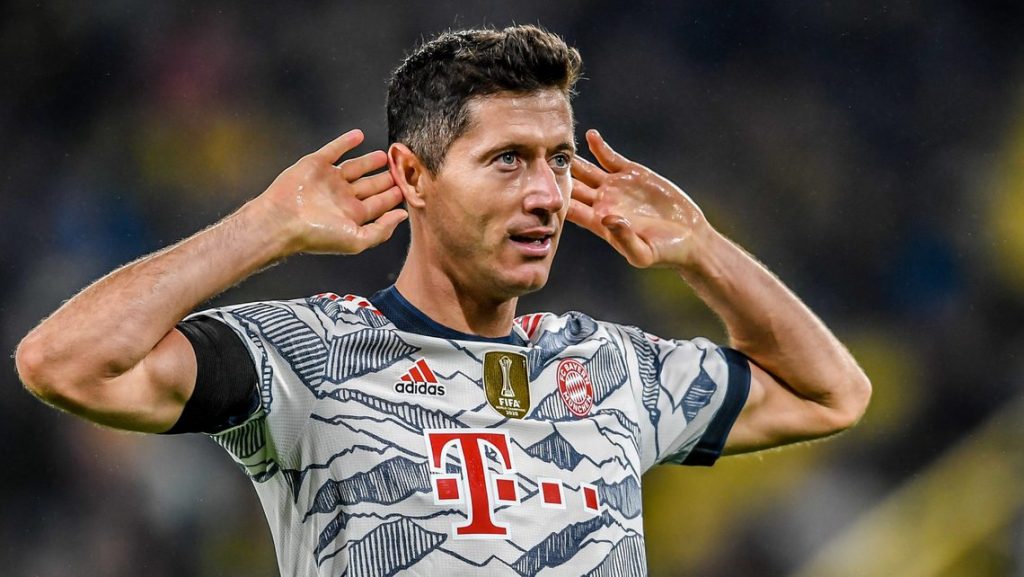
[3,1,1024,575]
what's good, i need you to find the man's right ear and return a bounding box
[388,143,428,209]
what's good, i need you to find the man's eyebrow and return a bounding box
[553,141,576,154]
[476,140,577,161]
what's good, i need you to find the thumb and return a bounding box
[602,215,654,268]
[356,209,408,251]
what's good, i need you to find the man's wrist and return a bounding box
[672,221,727,279]
[232,199,301,264]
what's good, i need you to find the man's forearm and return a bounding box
[19,200,287,385]
[678,225,867,411]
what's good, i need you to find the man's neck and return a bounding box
[394,266,518,339]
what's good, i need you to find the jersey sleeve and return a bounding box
[184,298,329,481]
[616,326,750,471]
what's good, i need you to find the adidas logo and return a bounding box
[395,359,447,396]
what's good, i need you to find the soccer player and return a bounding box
[16,25,871,576]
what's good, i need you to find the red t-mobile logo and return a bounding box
[424,429,520,539]
[424,429,602,539]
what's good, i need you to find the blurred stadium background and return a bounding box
[3,1,1024,575]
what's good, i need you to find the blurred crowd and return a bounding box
[3,1,1023,575]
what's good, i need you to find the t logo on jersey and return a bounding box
[483,351,530,419]
[424,429,520,538]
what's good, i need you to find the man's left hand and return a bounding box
[569,129,707,269]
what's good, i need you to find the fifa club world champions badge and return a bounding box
[484,351,530,419]
[557,359,594,417]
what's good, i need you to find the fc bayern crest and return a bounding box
[557,359,594,417]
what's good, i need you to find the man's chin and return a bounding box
[497,268,551,298]
[514,279,547,296]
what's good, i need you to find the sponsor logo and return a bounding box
[395,358,446,396]
[557,359,594,417]
[483,351,530,419]
[424,429,518,538]
[424,429,600,539]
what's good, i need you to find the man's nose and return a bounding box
[522,162,565,215]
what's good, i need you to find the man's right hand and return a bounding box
[257,129,408,257]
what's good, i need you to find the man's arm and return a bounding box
[15,130,407,433]
[569,129,871,454]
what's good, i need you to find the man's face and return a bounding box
[417,89,575,301]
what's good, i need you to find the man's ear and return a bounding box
[388,143,429,209]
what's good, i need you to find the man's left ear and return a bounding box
[388,143,429,209]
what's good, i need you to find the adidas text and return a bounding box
[394,382,447,396]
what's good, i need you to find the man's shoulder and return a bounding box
[514,309,627,343]
[304,292,388,320]
[515,309,687,353]
[197,291,392,332]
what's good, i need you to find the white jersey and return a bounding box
[193,287,749,576]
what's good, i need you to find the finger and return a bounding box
[359,186,405,222]
[571,178,599,205]
[566,199,606,238]
[601,214,655,268]
[355,208,408,249]
[313,129,365,164]
[571,155,606,188]
[586,129,631,173]
[338,150,388,182]
[351,171,395,200]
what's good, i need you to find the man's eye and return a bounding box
[551,154,570,169]
[499,151,517,165]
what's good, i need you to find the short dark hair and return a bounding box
[386,25,582,173]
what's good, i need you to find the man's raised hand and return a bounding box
[569,129,707,269]
[258,129,408,257]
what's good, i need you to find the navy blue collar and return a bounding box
[368,285,526,346]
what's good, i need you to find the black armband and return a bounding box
[163,316,261,435]
[682,348,752,466]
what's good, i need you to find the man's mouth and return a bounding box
[510,234,552,245]
[509,229,555,254]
